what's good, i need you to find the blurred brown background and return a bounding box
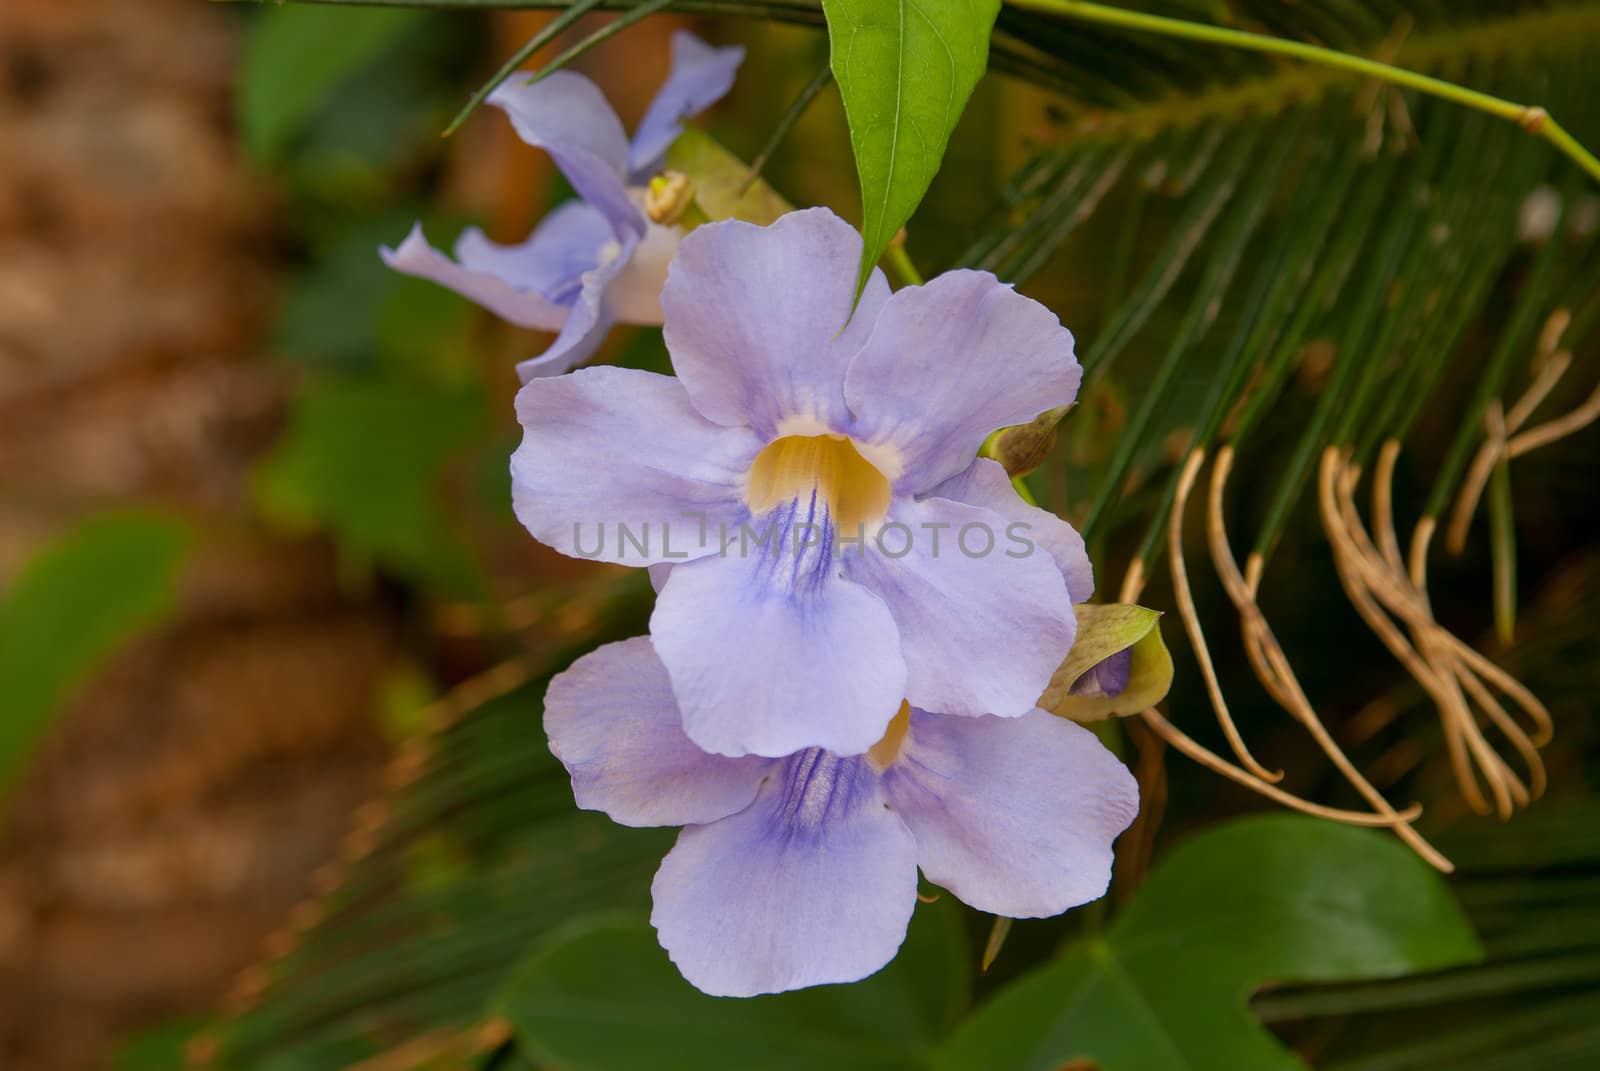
[1,2,390,1066]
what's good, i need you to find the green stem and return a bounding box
[1008,0,1600,185]
[884,243,924,286]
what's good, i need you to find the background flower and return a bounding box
[545,637,1139,997]
[381,30,743,379]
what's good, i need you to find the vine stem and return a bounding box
[1008,0,1600,184]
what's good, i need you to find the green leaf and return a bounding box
[0,513,188,791]
[499,898,968,1071]
[253,380,484,593]
[940,815,1481,1071]
[821,0,1002,289]
[239,4,424,161]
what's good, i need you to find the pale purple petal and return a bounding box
[511,229,634,381]
[652,751,918,996]
[844,494,1075,718]
[544,638,773,828]
[511,367,760,562]
[844,271,1081,493]
[380,222,570,331]
[454,200,612,304]
[650,532,908,757]
[489,70,641,233]
[929,457,1094,602]
[884,709,1138,917]
[628,30,745,181]
[661,208,892,436]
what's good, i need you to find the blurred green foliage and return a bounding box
[239,5,426,162]
[0,513,188,793]
[254,380,487,593]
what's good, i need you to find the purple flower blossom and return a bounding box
[381,31,744,380]
[545,637,1139,996]
[513,207,1090,758]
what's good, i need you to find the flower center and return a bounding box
[867,701,913,769]
[745,433,891,530]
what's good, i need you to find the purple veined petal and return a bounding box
[488,70,642,236]
[661,208,892,437]
[545,637,774,828]
[380,221,570,331]
[883,708,1139,918]
[651,750,918,996]
[627,30,746,182]
[510,366,761,561]
[843,493,1076,719]
[929,457,1094,603]
[844,270,1081,494]
[649,514,908,757]
[511,227,638,381]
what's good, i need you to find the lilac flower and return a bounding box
[513,207,1089,758]
[381,31,744,380]
[545,637,1139,996]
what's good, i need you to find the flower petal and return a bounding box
[844,270,1080,492]
[884,709,1138,917]
[627,30,745,181]
[545,637,773,827]
[379,221,571,331]
[488,70,640,233]
[455,200,614,302]
[929,457,1094,602]
[511,366,759,561]
[651,751,918,996]
[511,228,635,380]
[661,208,891,436]
[845,494,1076,718]
[650,534,908,757]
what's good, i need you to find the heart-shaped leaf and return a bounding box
[940,815,1481,1071]
[498,897,967,1071]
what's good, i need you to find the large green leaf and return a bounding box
[239,4,424,161]
[822,0,1002,288]
[499,898,968,1071]
[0,513,188,791]
[939,815,1481,1071]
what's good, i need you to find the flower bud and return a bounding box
[1039,603,1173,722]
[987,406,1068,477]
